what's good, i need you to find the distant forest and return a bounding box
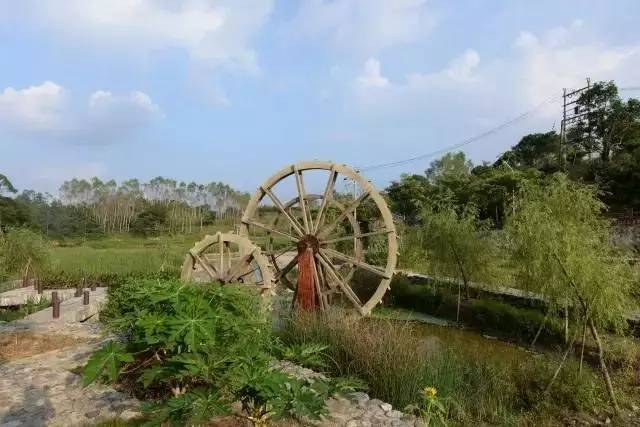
[0,175,249,236]
[1,80,639,236]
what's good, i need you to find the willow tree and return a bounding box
[506,174,635,414]
[420,200,496,323]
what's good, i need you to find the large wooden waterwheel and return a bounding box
[181,232,275,294]
[241,161,397,315]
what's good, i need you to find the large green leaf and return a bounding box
[83,341,133,386]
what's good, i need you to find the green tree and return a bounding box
[0,174,17,196]
[495,132,561,172]
[506,174,636,414]
[426,151,473,182]
[420,200,496,322]
[567,81,640,163]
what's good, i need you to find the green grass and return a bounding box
[386,273,566,346]
[0,296,50,322]
[279,310,637,426]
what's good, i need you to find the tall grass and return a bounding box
[280,310,519,424]
[280,310,614,425]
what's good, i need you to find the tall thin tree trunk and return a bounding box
[579,317,588,375]
[588,318,619,414]
[545,330,577,394]
[530,310,549,349]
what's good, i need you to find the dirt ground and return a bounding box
[0,331,85,363]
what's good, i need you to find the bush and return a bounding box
[514,357,608,414]
[86,279,356,426]
[0,227,49,280]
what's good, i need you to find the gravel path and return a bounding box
[0,321,140,427]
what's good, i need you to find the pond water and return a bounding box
[369,309,532,366]
[406,321,532,365]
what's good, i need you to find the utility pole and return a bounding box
[560,78,592,169]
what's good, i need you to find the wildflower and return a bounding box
[422,386,437,398]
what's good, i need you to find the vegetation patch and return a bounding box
[279,310,626,425]
[85,279,360,426]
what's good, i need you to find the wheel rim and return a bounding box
[241,161,397,315]
[181,232,275,294]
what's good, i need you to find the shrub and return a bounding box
[0,228,49,280]
[86,279,355,426]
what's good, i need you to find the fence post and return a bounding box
[75,283,82,297]
[37,278,43,295]
[52,291,60,319]
[83,290,89,305]
[90,282,97,292]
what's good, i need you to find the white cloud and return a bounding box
[0,82,68,132]
[356,58,389,88]
[0,82,161,143]
[407,49,481,87]
[513,23,640,110]
[291,0,436,54]
[355,49,481,97]
[0,0,273,72]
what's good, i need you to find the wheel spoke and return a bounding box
[245,220,299,242]
[293,166,311,233]
[219,235,224,275]
[311,257,326,310]
[321,228,391,245]
[276,253,300,280]
[262,186,305,236]
[316,252,363,310]
[320,247,390,279]
[190,251,219,280]
[225,251,255,282]
[317,192,369,239]
[314,167,338,233]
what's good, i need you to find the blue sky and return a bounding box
[1,0,639,194]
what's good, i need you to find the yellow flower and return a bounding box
[422,386,437,398]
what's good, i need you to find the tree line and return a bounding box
[387,80,640,225]
[0,176,250,237]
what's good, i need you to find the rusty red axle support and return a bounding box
[295,235,322,311]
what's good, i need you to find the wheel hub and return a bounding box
[297,234,320,254]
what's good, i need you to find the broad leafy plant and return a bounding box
[84,279,356,426]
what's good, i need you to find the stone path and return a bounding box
[0,322,140,427]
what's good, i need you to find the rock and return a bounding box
[380,403,393,412]
[388,410,403,418]
[351,392,370,403]
[119,409,141,421]
[84,409,100,418]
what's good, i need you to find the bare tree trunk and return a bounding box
[579,317,588,375]
[588,318,619,414]
[545,330,577,394]
[450,243,470,299]
[530,310,549,349]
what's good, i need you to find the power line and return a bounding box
[360,93,561,172]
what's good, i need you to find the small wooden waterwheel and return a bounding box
[241,161,398,315]
[181,232,275,294]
